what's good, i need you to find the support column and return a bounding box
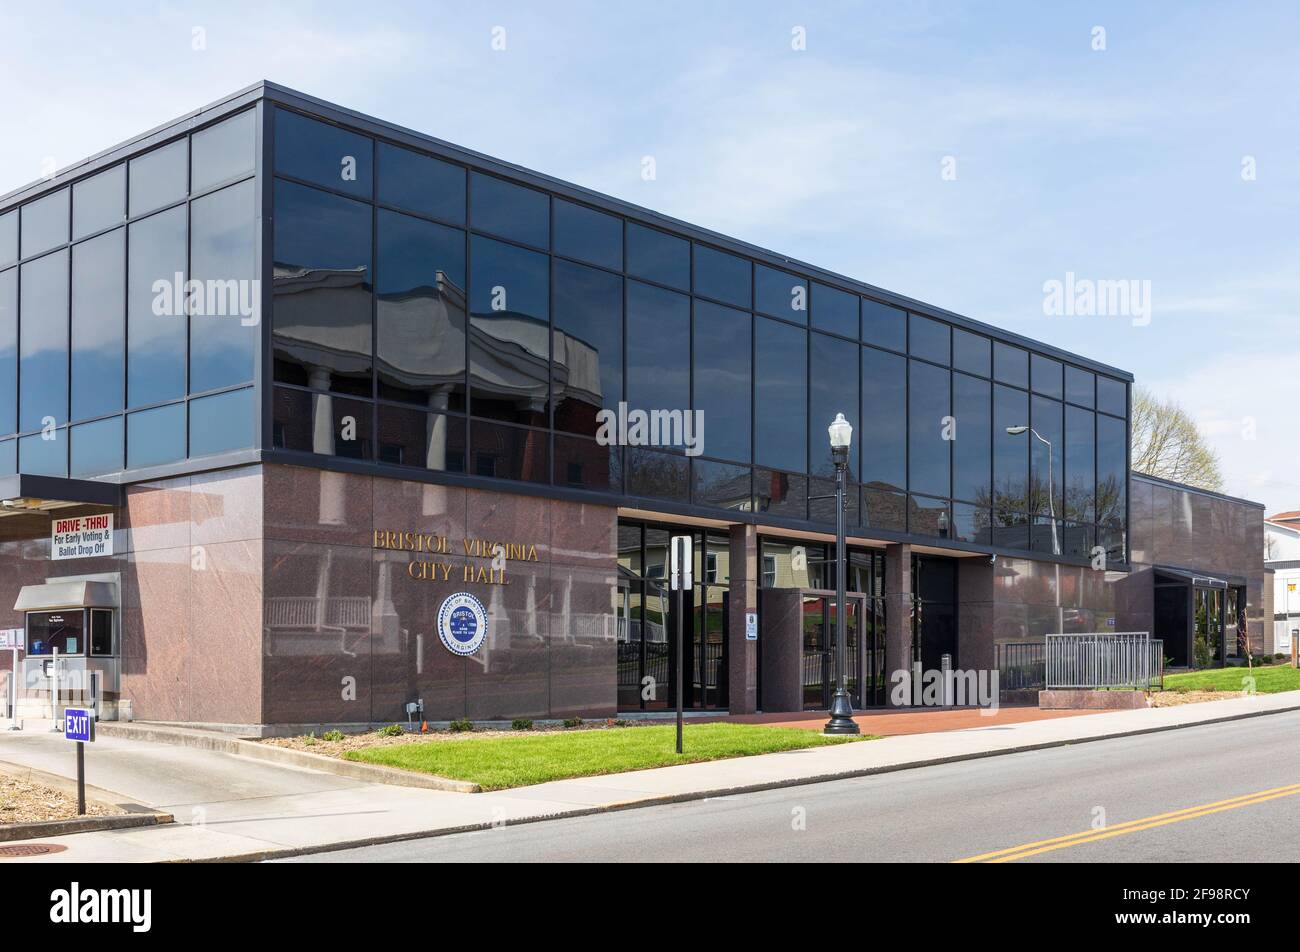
[884,543,913,707]
[727,523,759,713]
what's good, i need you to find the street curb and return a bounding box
[95,722,480,793]
[181,698,1300,863]
[0,813,173,843]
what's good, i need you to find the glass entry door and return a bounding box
[801,592,863,710]
[1193,586,1225,667]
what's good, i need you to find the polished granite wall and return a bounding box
[261,463,618,725]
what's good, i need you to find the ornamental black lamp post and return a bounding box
[824,413,860,736]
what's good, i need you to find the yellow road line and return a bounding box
[955,781,1300,863]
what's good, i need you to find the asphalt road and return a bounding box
[277,709,1300,863]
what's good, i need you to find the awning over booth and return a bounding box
[1153,565,1240,589]
[0,473,121,518]
[14,580,119,612]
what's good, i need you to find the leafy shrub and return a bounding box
[321,729,345,742]
[376,724,405,737]
[563,717,584,729]
[511,718,534,731]
[302,732,317,746]
[449,718,474,733]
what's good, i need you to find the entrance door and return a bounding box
[1193,586,1225,667]
[801,592,863,711]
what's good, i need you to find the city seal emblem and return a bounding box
[437,592,488,656]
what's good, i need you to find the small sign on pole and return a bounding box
[670,535,692,754]
[63,707,95,816]
[745,612,758,641]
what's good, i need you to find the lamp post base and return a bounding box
[822,690,861,735]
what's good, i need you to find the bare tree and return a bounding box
[1130,387,1224,491]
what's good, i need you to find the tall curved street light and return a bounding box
[1005,425,1059,556]
[824,413,860,735]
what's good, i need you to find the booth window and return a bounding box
[90,609,114,656]
[25,611,85,656]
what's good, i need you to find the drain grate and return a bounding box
[0,843,68,857]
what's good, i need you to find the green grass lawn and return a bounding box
[1162,663,1300,694]
[344,723,874,791]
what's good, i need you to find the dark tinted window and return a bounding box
[694,459,751,510]
[127,207,187,407]
[1031,354,1063,399]
[554,200,621,270]
[129,140,188,217]
[626,223,688,289]
[1097,376,1127,417]
[470,172,548,248]
[190,179,257,393]
[471,419,549,483]
[275,109,372,198]
[908,360,950,498]
[754,265,806,324]
[553,258,622,436]
[189,388,254,457]
[626,447,689,503]
[273,387,372,459]
[811,283,856,337]
[0,439,14,475]
[70,416,123,477]
[71,230,125,420]
[993,342,1029,388]
[693,245,750,308]
[626,280,689,421]
[993,384,1029,514]
[861,299,906,351]
[0,268,16,434]
[192,110,257,193]
[1064,404,1095,523]
[0,212,15,266]
[952,328,990,376]
[72,166,125,240]
[1096,412,1127,529]
[693,301,750,463]
[755,317,806,472]
[21,189,69,259]
[952,372,991,504]
[1065,366,1095,408]
[377,404,465,472]
[377,142,466,224]
[810,333,858,478]
[19,432,66,477]
[1030,395,1063,518]
[860,346,906,492]
[554,433,618,492]
[909,313,950,365]
[19,250,68,431]
[375,209,465,408]
[272,180,373,395]
[468,235,548,425]
[126,403,185,468]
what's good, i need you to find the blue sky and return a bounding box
[3,1,1296,513]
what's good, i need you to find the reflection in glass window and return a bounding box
[993,342,1028,388]
[693,245,750,308]
[20,250,69,431]
[1096,412,1127,535]
[553,259,621,437]
[377,404,466,472]
[860,346,906,492]
[993,384,1029,516]
[471,419,549,483]
[810,332,857,478]
[192,110,257,193]
[755,317,806,473]
[952,503,992,545]
[909,313,950,365]
[1065,365,1095,408]
[376,209,465,410]
[1030,395,1063,519]
[861,298,906,351]
[554,433,619,492]
[0,211,15,266]
[626,447,689,502]
[1031,354,1063,399]
[754,469,807,521]
[20,189,69,259]
[1097,376,1127,417]
[754,264,806,324]
[0,268,15,434]
[908,360,950,498]
[191,179,258,393]
[0,440,12,476]
[862,487,906,532]
[275,109,372,199]
[694,459,751,510]
[626,280,689,429]
[126,403,185,468]
[127,207,187,408]
[272,180,373,396]
[377,142,466,224]
[19,431,66,476]
[470,172,548,248]
[189,388,254,457]
[910,495,951,538]
[952,328,990,377]
[73,166,125,240]
[693,301,750,463]
[811,283,856,337]
[71,230,125,420]
[554,199,621,271]
[468,235,549,425]
[952,372,990,505]
[272,387,372,459]
[1064,404,1095,523]
[129,140,188,218]
[70,416,123,477]
[626,223,688,290]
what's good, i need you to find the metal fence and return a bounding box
[995,642,1047,693]
[1045,632,1164,690]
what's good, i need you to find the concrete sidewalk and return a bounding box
[3,690,1299,862]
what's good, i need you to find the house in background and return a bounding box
[1265,512,1300,657]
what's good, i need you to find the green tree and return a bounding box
[1130,387,1224,491]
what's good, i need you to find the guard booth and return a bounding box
[12,577,121,721]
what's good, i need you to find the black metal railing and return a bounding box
[995,642,1047,694]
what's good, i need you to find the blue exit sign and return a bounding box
[64,708,95,743]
